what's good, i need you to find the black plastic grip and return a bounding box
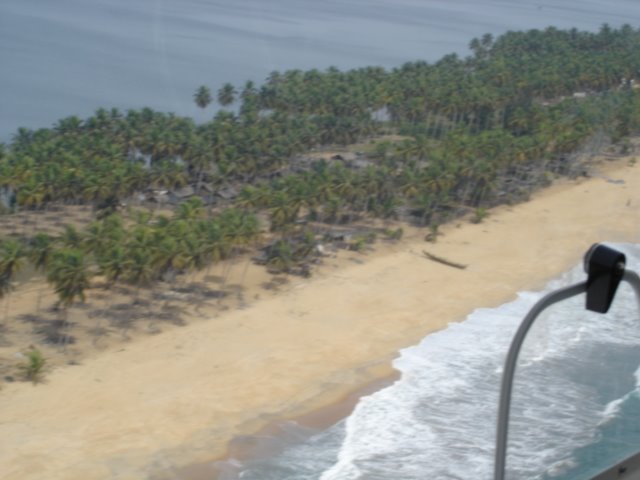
[584,243,626,313]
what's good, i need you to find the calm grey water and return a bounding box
[2,0,640,139]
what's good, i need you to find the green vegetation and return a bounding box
[263,229,316,276]
[348,232,377,252]
[383,227,403,240]
[425,223,440,243]
[19,347,46,383]
[472,207,489,224]
[0,25,639,333]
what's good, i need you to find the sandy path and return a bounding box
[1,159,639,479]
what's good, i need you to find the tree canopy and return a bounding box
[1,24,640,292]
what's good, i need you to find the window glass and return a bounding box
[1,2,640,479]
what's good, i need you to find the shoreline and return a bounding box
[0,157,639,479]
[175,371,401,480]
[163,157,640,480]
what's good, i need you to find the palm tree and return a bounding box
[16,180,44,211]
[193,85,213,110]
[217,83,237,107]
[28,233,53,311]
[47,248,90,308]
[177,196,205,221]
[46,248,91,349]
[180,232,208,278]
[123,247,156,298]
[152,233,186,282]
[97,245,126,287]
[0,239,26,323]
[151,161,188,189]
[59,225,84,249]
[268,191,295,232]
[184,139,213,193]
[266,239,294,274]
[28,233,53,272]
[199,219,228,276]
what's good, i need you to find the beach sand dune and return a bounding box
[0,159,639,479]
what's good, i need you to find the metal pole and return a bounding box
[623,270,640,312]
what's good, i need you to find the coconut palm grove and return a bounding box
[1,25,640,354]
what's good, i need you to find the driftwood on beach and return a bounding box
[422,250,467,270]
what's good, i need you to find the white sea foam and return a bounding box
[599,397,625,427]
[320,244,640,480]
[546,457,578,477]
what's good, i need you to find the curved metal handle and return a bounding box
[494,269,640,480]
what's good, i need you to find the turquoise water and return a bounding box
[212,244,640,479]
[552,393,640,479]
[2,0,640,138]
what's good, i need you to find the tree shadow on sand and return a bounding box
[32,319,76,346]
[17,313,75,347]
[91,300,187,339]
[203,274,224,284]
[0,323,12,347]
[261,276,289,291]
[86,325,112,346]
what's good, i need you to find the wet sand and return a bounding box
[176,372,401,480]
[0,158,639,480]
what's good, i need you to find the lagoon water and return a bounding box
[2,0,640,139]
[216,244,640,479]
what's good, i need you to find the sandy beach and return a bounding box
[0,157,639,480]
